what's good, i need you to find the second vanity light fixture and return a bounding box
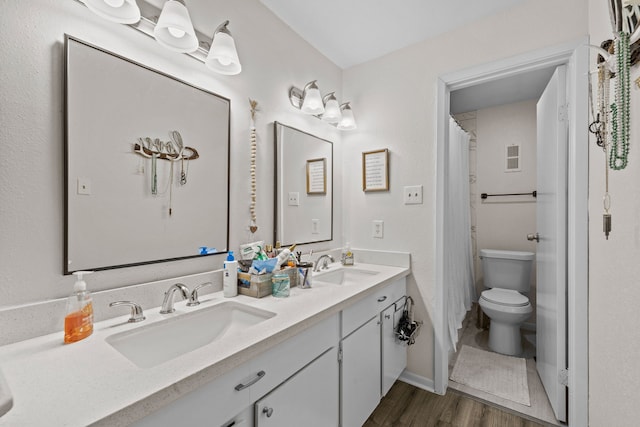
[289,81,357,130]
[78,0,242,75]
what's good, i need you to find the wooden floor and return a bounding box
[364,381,545,427]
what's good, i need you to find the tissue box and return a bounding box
[237,272,272,298]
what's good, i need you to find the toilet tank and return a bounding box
[480,249,534,292]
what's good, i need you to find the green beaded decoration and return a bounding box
[609,31,631,170]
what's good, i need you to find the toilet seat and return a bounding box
[480,288,529,307]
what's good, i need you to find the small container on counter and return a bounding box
[271,273,290,298]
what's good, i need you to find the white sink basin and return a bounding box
[106,301,275,368]
[314,268,379,285]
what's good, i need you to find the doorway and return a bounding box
[434,40,589,427]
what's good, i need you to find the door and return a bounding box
[255,347,339,427]
[381,301,407,396]
[535,65,568,423]
[341,316,381,427]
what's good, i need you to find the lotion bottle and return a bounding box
[64,271,94,344]
[223,251,238,297]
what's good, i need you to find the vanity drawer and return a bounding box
[342,278,406,337]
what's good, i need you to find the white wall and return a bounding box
[475,100,538,315]
[588,0,640,424]
[341,0,587,381]
[0,0,344,311]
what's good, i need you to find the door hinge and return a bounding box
[558,104,569,122]
[338,345,343,362]
[558,368,569,386]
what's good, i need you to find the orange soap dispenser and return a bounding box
[64,271,94,344]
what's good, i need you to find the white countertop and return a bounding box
[0,262,409,426]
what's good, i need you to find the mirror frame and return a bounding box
[63,35,230,274]
[273,122,333,246]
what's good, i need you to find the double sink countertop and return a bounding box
[0,261,409,426]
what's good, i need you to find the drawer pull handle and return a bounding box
[385,314,391,319]
[262,406,274,417]
[234,370,266,391]
[377,296,387,302]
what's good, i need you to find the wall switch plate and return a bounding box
[311,219,320,234]
[288,192,300,206]
[372,220,384,238]
[77,177,92,195]
[403,185,423,205]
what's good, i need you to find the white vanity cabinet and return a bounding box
[340,278,407,427]
[254,347,339,427]
[133,314,339,427]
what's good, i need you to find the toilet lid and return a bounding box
[481,288,529,307]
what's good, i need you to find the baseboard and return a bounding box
[398,370,436,394]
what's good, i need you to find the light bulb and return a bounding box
[104,0,125,7]
[168,27,186,38]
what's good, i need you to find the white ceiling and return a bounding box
[259,0,526,69]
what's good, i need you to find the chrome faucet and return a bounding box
[160,283,190,314]
[187,282,214,306]
[313,254,335,272]
[109,301,145,323]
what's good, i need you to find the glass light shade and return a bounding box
[322,93,342,123]
[337,103,357,130]
[300,81,325,115]
[83,0,141,24]
[205,27,242,75]
[153,0,199,53]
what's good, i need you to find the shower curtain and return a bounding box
[445,117,476,353]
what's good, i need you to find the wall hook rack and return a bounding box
[133,131,199,161]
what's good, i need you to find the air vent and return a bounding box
[505,144,521,172]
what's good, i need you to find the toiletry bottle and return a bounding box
[274,244,296,270]
[64,271,94,344]
[341,242,354,266]
[223,251,238,297]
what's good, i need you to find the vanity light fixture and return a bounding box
[289,81,357,130]
[153,0,199,53]
[205,21,242,75]
[83,0,141,24]
[300,81,325,115]
[321,92,342,124]
[74,0,242,75]
[337,102,357,130]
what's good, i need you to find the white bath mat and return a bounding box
[450,345,531,406]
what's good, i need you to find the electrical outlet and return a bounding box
[288,192,300,206]
[403,185,423,205]
[372,220,384,238]
[311,219,320,234]
[77,177,92,195]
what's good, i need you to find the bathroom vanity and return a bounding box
[0,255,409,426]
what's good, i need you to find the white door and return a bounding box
[535,65,568,423]
[381,301,407,396]
[255,347,339,427]
[341,316,381,427]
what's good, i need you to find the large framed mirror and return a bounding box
[64,35,230,273]
[274,122,333,246]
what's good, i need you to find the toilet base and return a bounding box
[488,321,523,356]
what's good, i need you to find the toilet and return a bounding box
[478,249,534,356]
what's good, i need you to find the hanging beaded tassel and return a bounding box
[609,31,631,170]
[249,99,259,233]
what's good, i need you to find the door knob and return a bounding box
[262,406,274,417]
[527,233,540,242]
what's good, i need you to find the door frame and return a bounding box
[434,38,588,427]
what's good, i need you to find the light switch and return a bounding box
[312,219,320,234]
[403,185,423,205]
[77,177,92,195]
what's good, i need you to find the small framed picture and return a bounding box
[362,149,389,192]
[306,158,327,194]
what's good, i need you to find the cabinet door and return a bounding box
[341,316,381,427]
[255,347,339,427]
[381,302,407,396]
